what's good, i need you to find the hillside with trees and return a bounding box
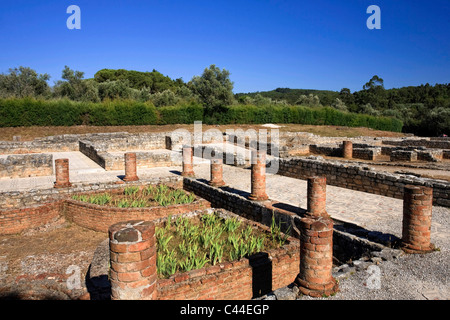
[236,76,450,136]
[0,65,447,136]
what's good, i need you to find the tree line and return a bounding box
[2,65,439,134]
[237,76,450,136]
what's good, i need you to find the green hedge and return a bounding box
[216,105,403,132]
[157,102,204,124]
[0,98,403,132]
[0,98,160,126]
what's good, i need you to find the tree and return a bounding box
[53,66,99,101]
[295,94,321,107]
[150,89,180,107]
[187,64,234,109]
[363,75,384,91]
[94,68,180,93]
[0,66,50,98]
[331,98,348,112]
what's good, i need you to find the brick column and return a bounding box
[342,141,353,159]
[401,185,435,254]
[123,152,139,182]
[306,176,329,218]
[54,158,71,188]
[209,158,226,187]
[182,146,195,177]
[248,150,268,201]
[109,220,157,300]
[295,216,338,297]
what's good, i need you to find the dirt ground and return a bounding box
[0,124,406,141]
[0,217,107,300]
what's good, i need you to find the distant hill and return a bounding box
[236,82,450,136]
[235,88,339,105]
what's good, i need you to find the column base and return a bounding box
[181,172,195,178]
[304,211,330,219]
[295,277,339,298]
[209,181,226,187]
[401,242,435,254]
[123,176,139,182]
[248,194,269,201]
[54,182,72,188]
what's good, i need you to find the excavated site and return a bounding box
[0,127,449,300]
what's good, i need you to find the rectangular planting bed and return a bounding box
[64,184,211,233]
[153,209,300,300]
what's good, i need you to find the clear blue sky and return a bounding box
[0,0,449,93]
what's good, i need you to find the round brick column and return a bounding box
[182,146,195,177]
[401,185,435,254]
[248,150,268,201]
[54,158,71,188]
[306,176,329,218]
[342,141,353,159]
[295,216,338,297]
[209,158,226,187]
[123,152,139,182]
[109,220,157,300]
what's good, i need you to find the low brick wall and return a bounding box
[157,241,299,300]
[0,176,182,208]
[0,201,63,235]
[276,157,450,207]
[64,197,210,233]
[0,176,184,234]
[0,153,53,178]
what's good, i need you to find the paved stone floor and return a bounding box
[1,151,448,299]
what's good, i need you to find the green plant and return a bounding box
[270,215,290,246]
[223,217,241,233]
[209,240,224,265]
[124,186,139,196]
[87,193,112,205]
[155,211,290,279]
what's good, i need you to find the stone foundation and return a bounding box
[0,154,53,179]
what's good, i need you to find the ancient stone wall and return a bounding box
[276,157,450,207]
[383,138,450,150]
[0,153,53,178]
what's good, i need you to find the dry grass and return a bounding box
[0,124,406,141]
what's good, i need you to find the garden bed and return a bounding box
[152,209,300,300]
[63,184,210,233]
[70,184,197,208]
[155,209,291,279]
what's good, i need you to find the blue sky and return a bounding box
[0,0,449,93]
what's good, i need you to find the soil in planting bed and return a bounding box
[155,210,291,279]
